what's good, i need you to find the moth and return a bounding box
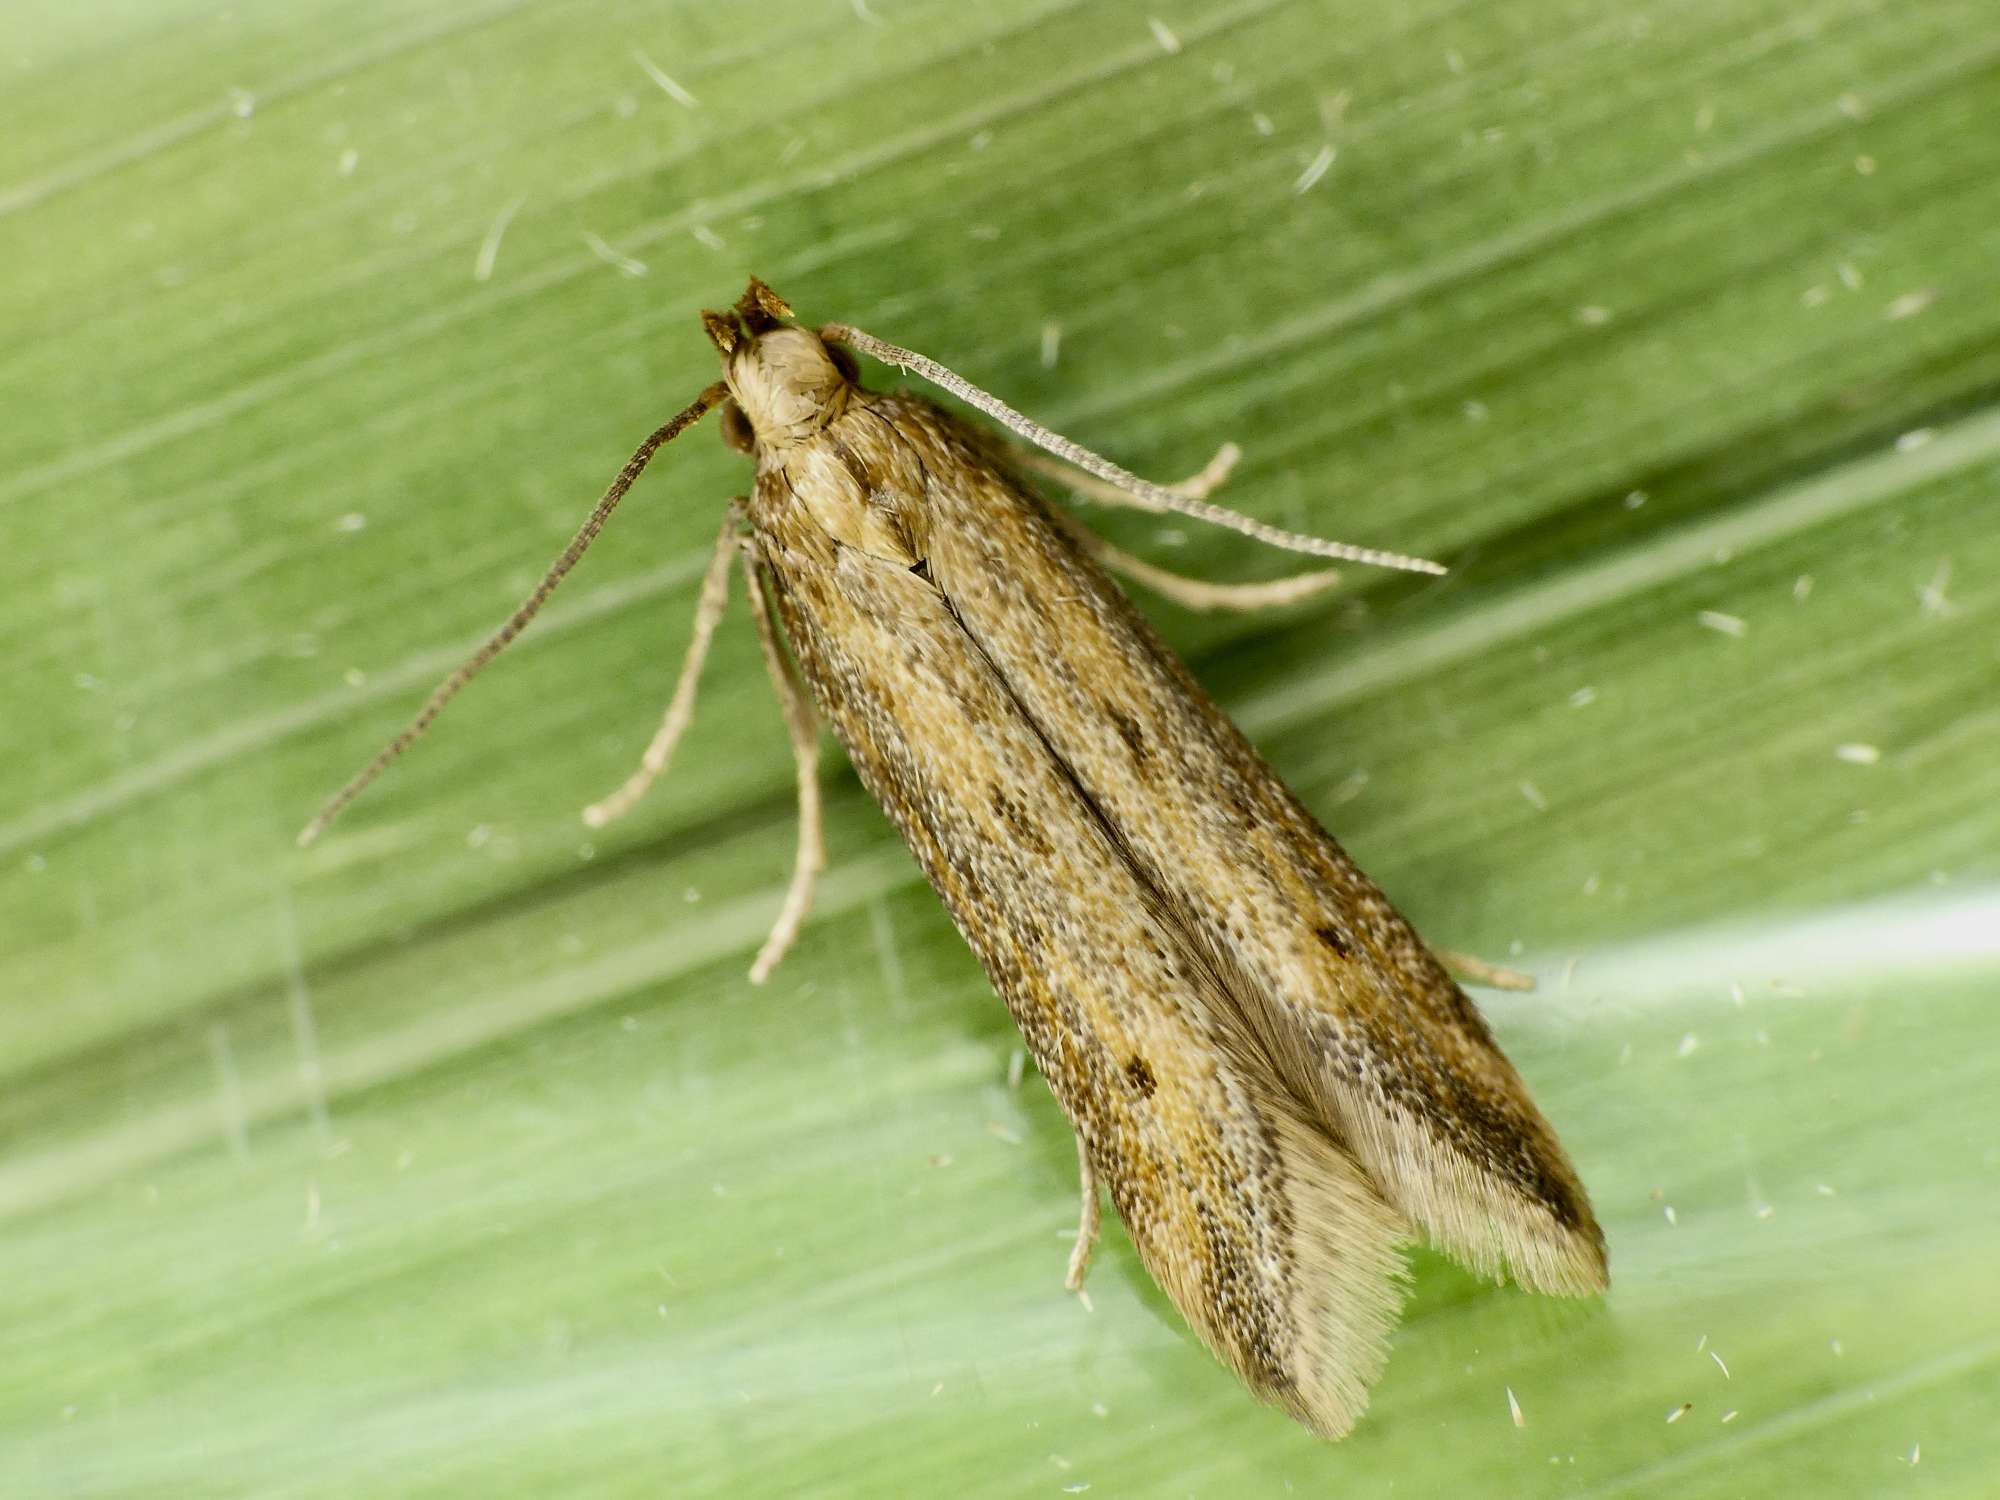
[303,280,1606,1438]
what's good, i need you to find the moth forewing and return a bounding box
[303,279,1604,1439]
[748,472,1408,1436]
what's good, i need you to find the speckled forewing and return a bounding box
[869,393,1607,1298]
[748,464,1409,1438]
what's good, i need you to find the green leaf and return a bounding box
[4,0,1995,1494]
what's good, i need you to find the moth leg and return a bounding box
[740,548,826,985]
[1078,520,1342,613]
[1014,440,1241,508]
[1044,506,1343,614]
[1435,947,1536,993]
[1064,1134,1102,1295]
[583,506,744,829]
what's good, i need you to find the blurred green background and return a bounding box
[3,1,1997,1494]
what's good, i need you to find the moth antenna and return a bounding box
[297,382,729,848]
[820,324,1447,576]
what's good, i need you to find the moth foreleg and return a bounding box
[740,549,825,985]
[583,504,745,829]
[1064,1134,1102,1297]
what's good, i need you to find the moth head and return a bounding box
[704,278,857,455]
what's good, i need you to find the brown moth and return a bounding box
[303,280,1606,1439]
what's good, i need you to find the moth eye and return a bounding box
[719,400,755,454]
[826,342,859,383]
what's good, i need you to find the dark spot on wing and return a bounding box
[988,786,1052,857]
[1314,924,1352,957]
[1108,708,1150,768]
[1124,1056,1156,1098]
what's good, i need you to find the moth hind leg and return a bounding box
[1065,1133,1102,1298]
[1433,947,1535,992]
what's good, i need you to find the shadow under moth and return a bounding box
[303,279,1606,1438]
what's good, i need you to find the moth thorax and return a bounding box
[726,327,850,450]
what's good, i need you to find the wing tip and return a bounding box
[1330,1102,1609,1297]
[1255,1108,1412,1441]
[1501,1221,1610,1297]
